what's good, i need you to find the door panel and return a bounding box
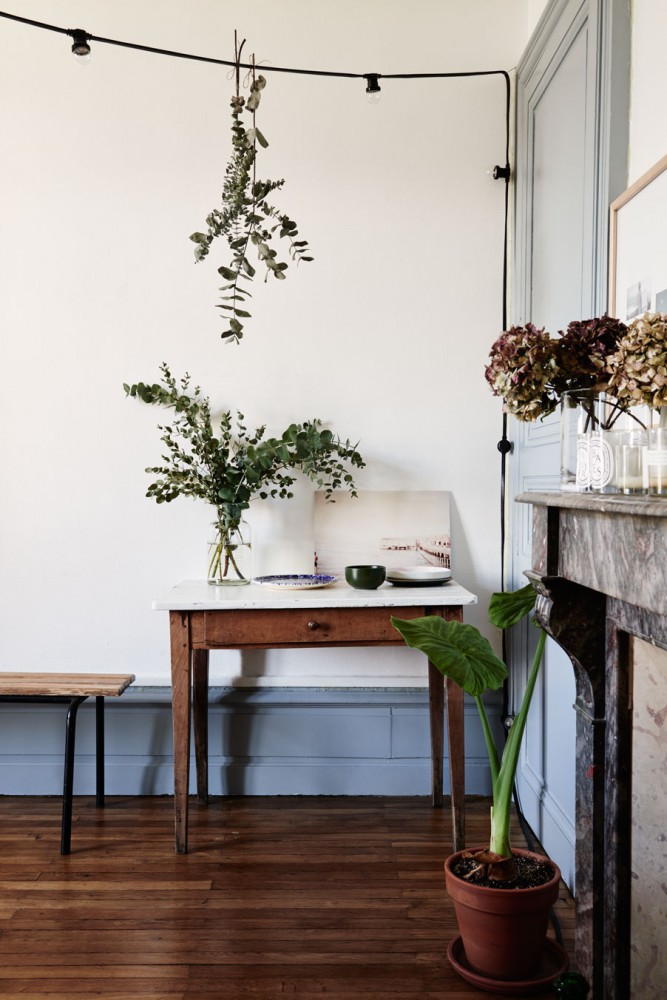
[510,0,628,892]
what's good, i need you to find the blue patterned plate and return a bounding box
[253,574,337,590]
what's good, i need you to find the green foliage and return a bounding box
[488,584,537,629]
[392,586,545,865]
[390,618,507,697]
[124,364,364,517]
[189,70,313,343]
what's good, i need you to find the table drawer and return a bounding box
[191,606,432,648]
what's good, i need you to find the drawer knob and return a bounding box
[307,620,320,630]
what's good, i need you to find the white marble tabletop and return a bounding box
[153,578,477,611]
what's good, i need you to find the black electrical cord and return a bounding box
[0,10,510,87]
[0,8,512,353]
[4,4,521,893]
[0,11,514,582]
[1,6,513,598]
[487,57,563,951]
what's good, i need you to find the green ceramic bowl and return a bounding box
[344,564,386,590]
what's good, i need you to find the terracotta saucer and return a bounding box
[447,935,569,995]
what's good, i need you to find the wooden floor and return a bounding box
[0,796,574,999]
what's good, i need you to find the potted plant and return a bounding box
[391,584,565,985]
[125,364,364,584]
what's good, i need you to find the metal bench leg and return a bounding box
[96,696,105,807]
[62,697,87,855]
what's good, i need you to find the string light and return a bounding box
[0,10,509,96]
[364,73,381,104]
[70,28,91,64]
[0,6,512,338]
[0,4,515,617]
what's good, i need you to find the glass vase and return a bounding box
[646,408,667,495]
[591,396,648,494]
[560,390,597,491]
[589,394,623,494]
[207,509,252,586]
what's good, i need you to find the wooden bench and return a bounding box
[0,672,135,854]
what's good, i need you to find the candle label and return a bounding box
[645,449,667,466]
[576,436,591,487]
[589,436,613,488]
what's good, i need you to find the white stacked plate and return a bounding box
[386,566,452,587]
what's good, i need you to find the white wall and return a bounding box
[0,1,534,685]
[629,0,667,182]
[528,0,551,36]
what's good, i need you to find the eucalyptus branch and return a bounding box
[124,364,364,516]
[190,45,313,343]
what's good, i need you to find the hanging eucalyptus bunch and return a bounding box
[190,36,313,343]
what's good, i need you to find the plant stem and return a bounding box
[489,628,547,857]
[208,519,247,583]
[475,694,500,788]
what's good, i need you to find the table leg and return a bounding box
[428,664,466,853]
[192,649,209,805]
[428,661,444,809]
[95,696,105,807]
[170,611,192,854]
[445,677,465,852]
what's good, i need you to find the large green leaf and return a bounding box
[390,616,507,696]
[488,584,536,629]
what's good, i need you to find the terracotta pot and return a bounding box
[444,846,561,982]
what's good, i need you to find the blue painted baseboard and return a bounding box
[0,687,502,797]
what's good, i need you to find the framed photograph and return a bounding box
[609,153,667,320]
[314,490,451,578]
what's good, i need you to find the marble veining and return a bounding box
[521,494,667,998]
[518,490,667,518]
[520,494,667,616]
[630,637,667,999]
[558,510,667,615]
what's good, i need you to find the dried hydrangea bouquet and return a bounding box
[484,312,667,493]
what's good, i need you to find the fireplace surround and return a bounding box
[519,491,667,999]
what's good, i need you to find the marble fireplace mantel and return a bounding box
[518,492,667,1000]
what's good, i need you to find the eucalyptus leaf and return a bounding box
[218,266,238,281]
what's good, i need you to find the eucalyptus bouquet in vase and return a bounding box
[125,365,364,584]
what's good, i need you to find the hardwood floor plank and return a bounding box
[0,795,574,998]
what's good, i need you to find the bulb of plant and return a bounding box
[125,364,365,584]
[391,583,545,882]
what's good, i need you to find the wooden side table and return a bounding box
[155,580,476,854]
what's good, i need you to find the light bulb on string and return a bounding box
[70,28,91,65]
[364,73,381,105]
